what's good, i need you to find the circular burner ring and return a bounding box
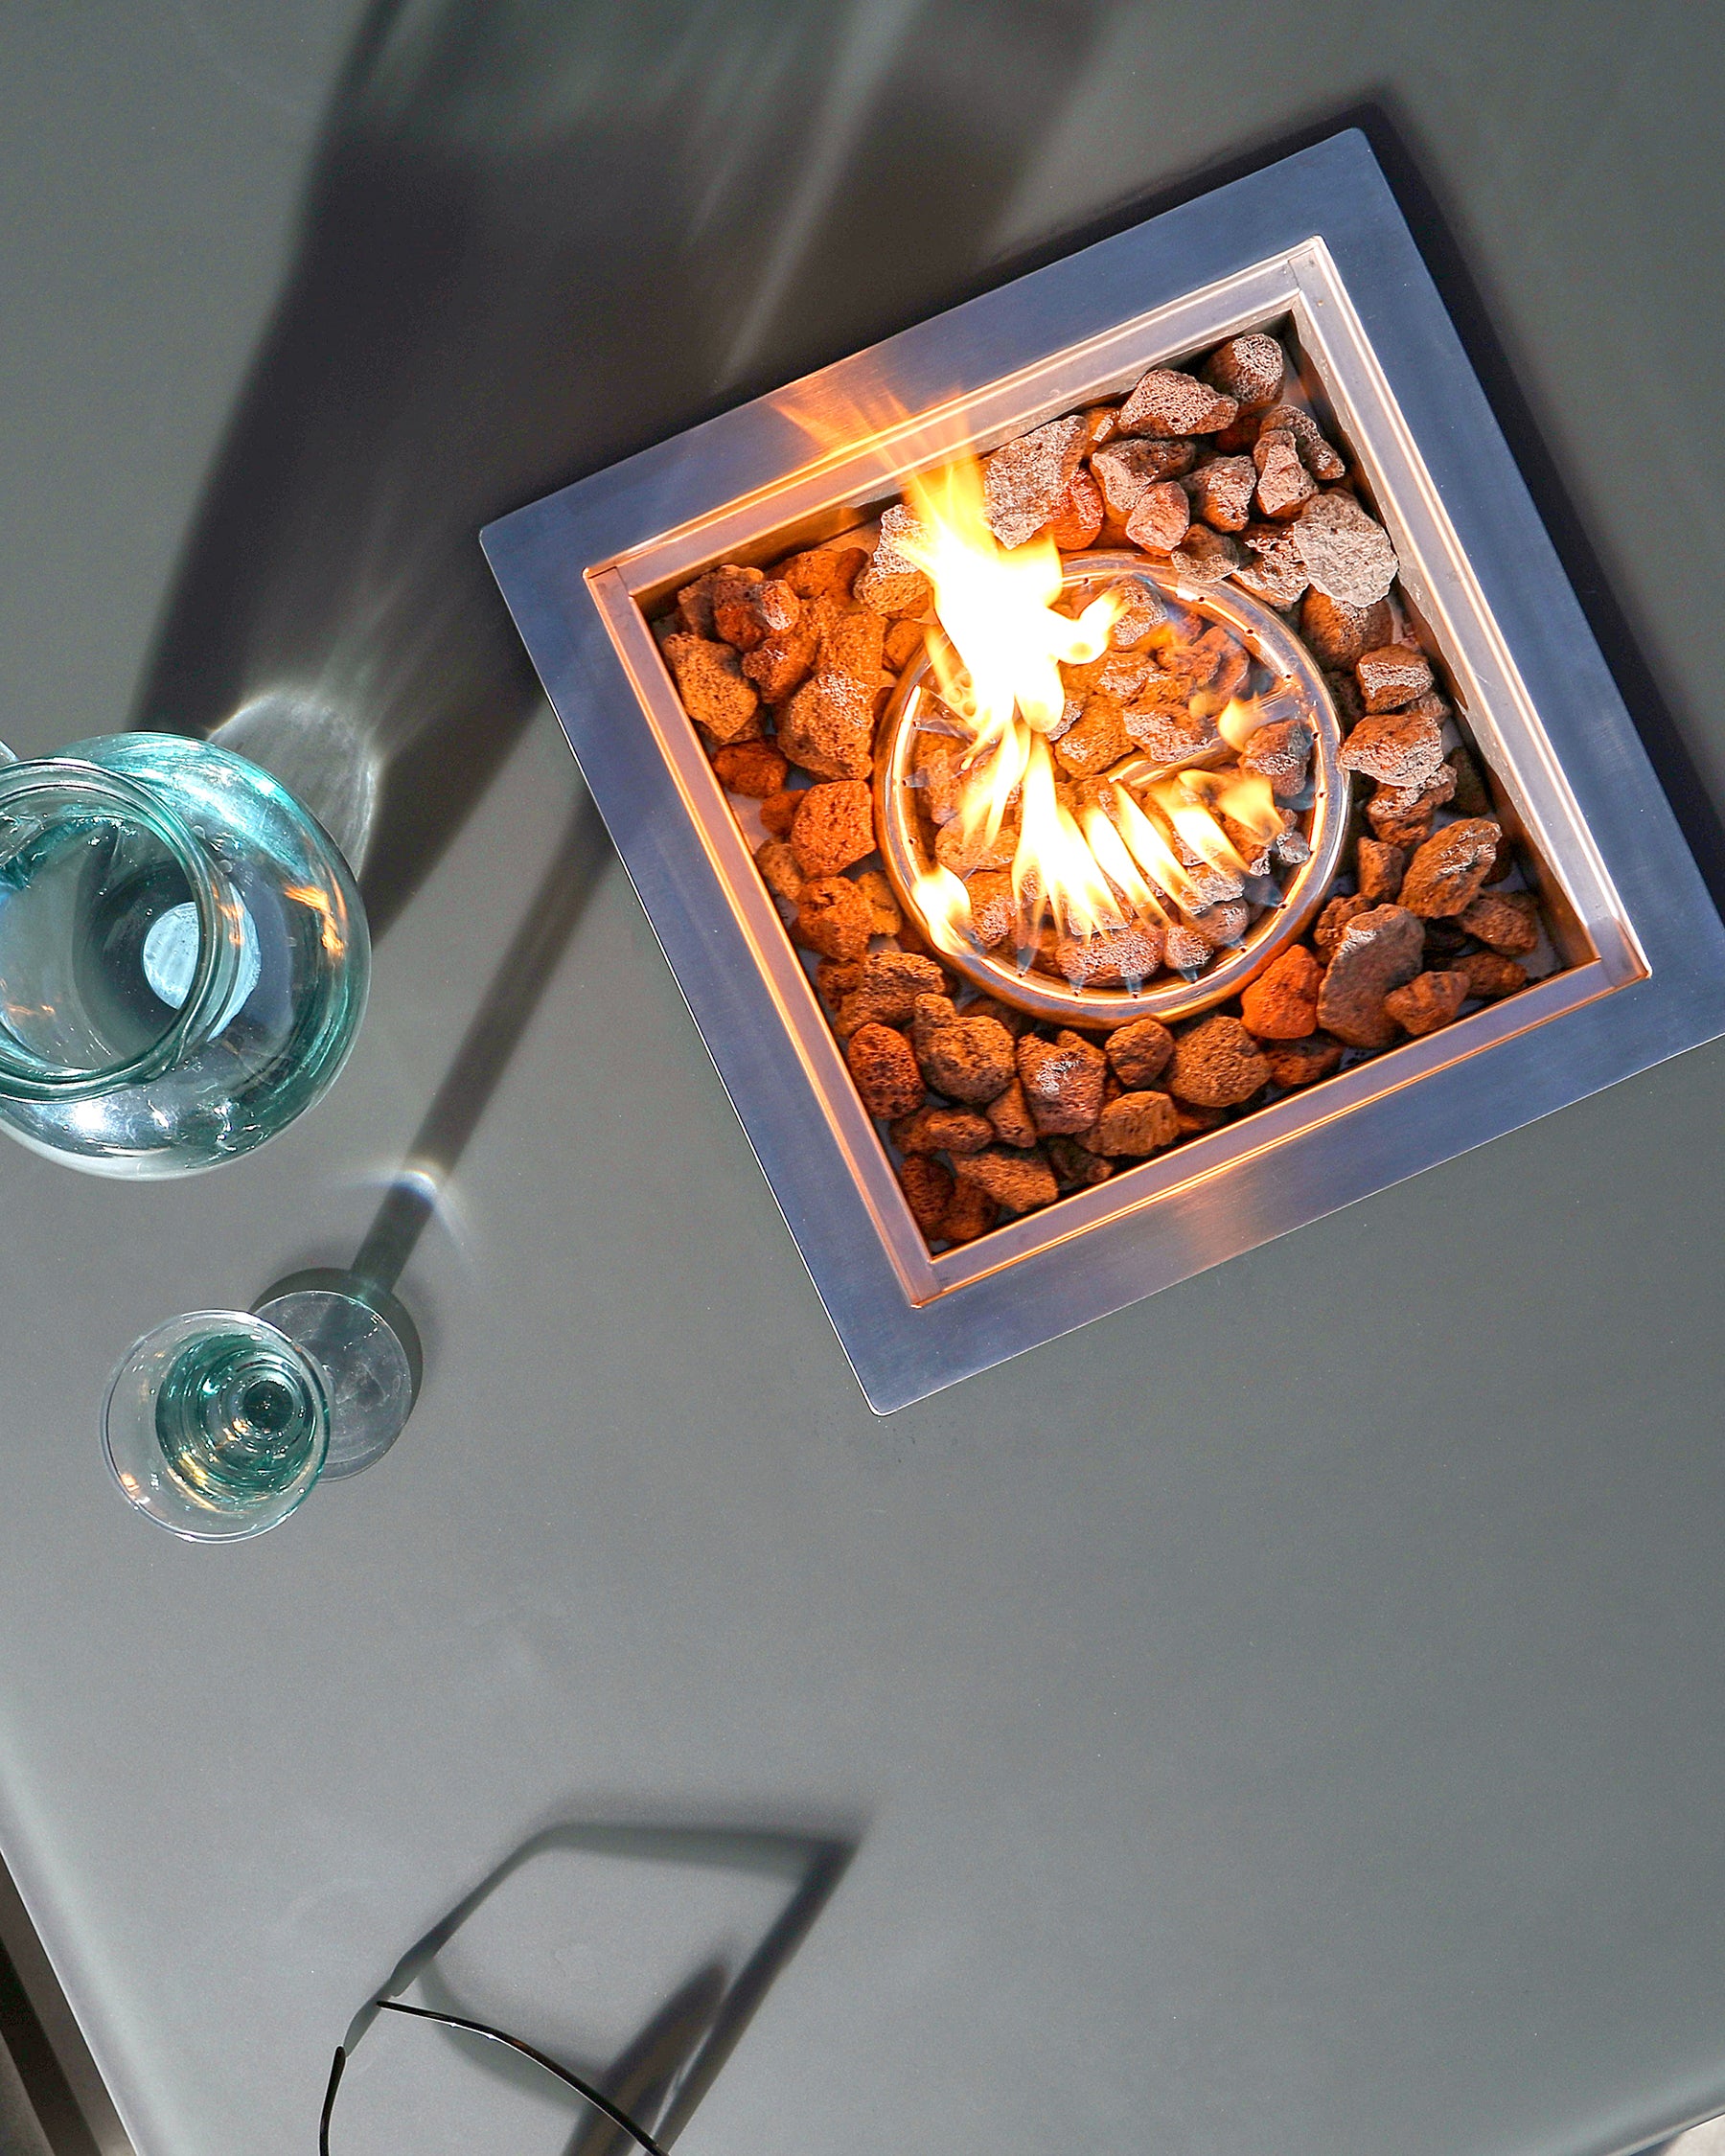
[872,549,1351,1027]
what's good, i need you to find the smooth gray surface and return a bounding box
[3,7,1725,2156]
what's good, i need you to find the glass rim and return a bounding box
[0,755,245,1100]
[102,1308,332,1542]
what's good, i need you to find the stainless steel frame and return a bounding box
[482,129,1725,1413]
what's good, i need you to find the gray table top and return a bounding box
[3,7,1724,2156]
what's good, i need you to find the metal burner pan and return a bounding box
[483,130,1725,1412]
[872,552,1350,1026]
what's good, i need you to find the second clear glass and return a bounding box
[0,731,369,1175]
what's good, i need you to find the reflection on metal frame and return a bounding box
[484,131,1725,1412]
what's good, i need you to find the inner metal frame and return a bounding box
[873,552,1351,1025]
[483,131,1725,1412]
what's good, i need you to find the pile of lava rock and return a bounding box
[654,326,1556,1252]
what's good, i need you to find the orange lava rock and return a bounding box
[934,814,1020,878]
[776,672,876,780]
[1168,1014,1271,1106]
[1300,588,1393,670]
[1090,437,1198,519]
[896,1154,954,1234]
[1399,818,1503,918]
[1016,1029,1108,1135]
[909,730,967,824]
[1125,478,1191,553]
[1253,428,1319,520]
[1340,704,1446,789]
[1106,1017,1175,1087]
[1365,763,1456,847]
[1263,1032,1345,1089]
[1163,921,1214,973]
[1460,890,1540,954]
[1053,697,1133,778]
[814,599,886,683]
[1356,643,1435,713]
[796,875,875,960]
[1186,899,1250,952]
[1290,492,1399,607]
[1241,943,1322,1040]
[777,546,865,601]
[1448,746,1493,818]
[890,1103,993,1156]
[1456,949,1528,999]
[984,415,1092,549]
[758,789,802,838]
[884,618,926,672]
[1314,904,1425,1047]
[955,870,1014,951]
[1052,921,1165,988]
[854,869,902,937]
[1326,668,1364,729]
[1046,1135,1115,1188]
[1168,526,1243,584]
[854,505,932,617]
[742,612,819,701]
[839,950,948,1030]
[1120,367,1238,438]
[1256,403,1346,483]
[960,995,1029,1037]
[937,1177,998,1245]
[1092,1089,1179,1156]
[1233,523,1310,608]
[790,781,875,877]
[1185,455,1257,533]
[1241,715,1314,798]
[1105,575,1167,649]
[1314,892,1373,962]
[1203,333,1285,411]
[953,1146,1059,1215]
[847,1022,925,1118]
[1047,467,1104,551]
[713,741,790,798]
[911,995,1017,1105]
[663,633,760,744]
[1383,969,1470,1037]
[712,568,799,652]
[817,954,863,1004]
[985,1077,1039,1148]
[673,569,728,637]
[753,837,804,906]
[1355,837,1406,903]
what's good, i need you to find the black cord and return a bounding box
[319,1999,670,2156]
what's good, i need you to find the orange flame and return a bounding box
[878,453,1284,976]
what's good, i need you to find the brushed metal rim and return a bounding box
[873,549,1350,1025]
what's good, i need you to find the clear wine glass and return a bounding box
[104,1310,332,1541]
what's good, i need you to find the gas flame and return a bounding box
[892,458,1284,979]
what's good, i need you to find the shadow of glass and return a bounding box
[133,0,1117,941]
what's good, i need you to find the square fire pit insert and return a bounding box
[483,130,1725,1412]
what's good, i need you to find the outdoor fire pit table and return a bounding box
[485,132,1725,1412]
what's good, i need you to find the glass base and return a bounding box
[252,1270,422,1479]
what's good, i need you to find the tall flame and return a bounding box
[892,457,1277,978]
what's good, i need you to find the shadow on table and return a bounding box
[333,1812,860,2154]
[132,0,1118,941]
